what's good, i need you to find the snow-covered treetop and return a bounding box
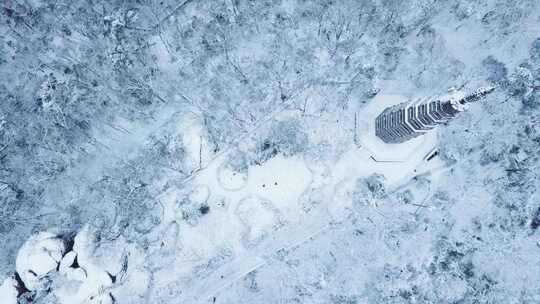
[449,86,496,111]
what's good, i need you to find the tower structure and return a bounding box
[375,86,495,143]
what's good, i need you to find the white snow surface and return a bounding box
[0,277,17,304]
[2,0,540,303]
[15,232,65,291]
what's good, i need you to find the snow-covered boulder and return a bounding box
[52,225,150,304]
[52,226,116,304]
[6,225,152,304]
[15,232,65,291]
[73,226,128,277]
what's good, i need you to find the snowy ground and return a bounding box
[1,0,540,303]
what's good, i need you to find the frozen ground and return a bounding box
[1,0,540,303]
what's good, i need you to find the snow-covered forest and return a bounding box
[1,0,539,303]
